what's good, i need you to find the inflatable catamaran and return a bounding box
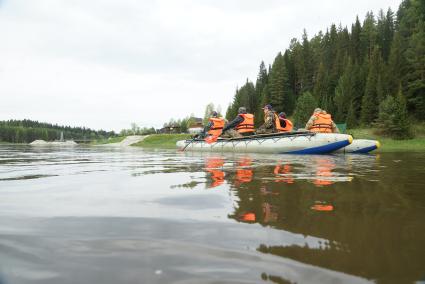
[177,132,352,154]
[177,132,380,154]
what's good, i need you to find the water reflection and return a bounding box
[196,153,424,283]
[235,157,253,185]
[1,146,424,283]
[205,157,225,188]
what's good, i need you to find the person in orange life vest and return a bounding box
[221,107,255,138]
[277,112,293,132]
[257,104,277,134]
[305,108,339,133]
[200,111,225,138]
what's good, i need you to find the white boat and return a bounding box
[336,139,380,153]
[177,132,353,154]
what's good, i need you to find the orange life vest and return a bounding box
[207,117,225,136]
[274,114,293,132]
[310,113,333,133]
[235,113,255,134]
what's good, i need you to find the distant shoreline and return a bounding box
[2,131,425,152]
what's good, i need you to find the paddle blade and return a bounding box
[205,135,218,144]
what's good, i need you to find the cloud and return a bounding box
[0,0,401,131]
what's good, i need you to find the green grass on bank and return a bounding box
[348,125,425,152]
[132,134,191,148]
[91,136,126,145]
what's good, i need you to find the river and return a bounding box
[0,145,424,284]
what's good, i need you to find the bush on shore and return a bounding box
[374,88,412,140]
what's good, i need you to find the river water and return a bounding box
[0,145,424,284]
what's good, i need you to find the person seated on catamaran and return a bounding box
[277,112,293,132]
[256,104,277,134]
[221,107,255,138]
[199,111,225,138]
[305,108,339,133]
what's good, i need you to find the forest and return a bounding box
[0,119,116,143]
[225,0,424,139]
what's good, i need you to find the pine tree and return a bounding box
[361,11,378,60]
[405,21,425,120]
[386,32,404,96]
[301,30,315,92]
[350,16,363,63]
[334,58,354,122]
[268,52,291,113]
[293,92,318,128]
[361,47,382,125]
[254,62,268,124]
[314,62,330,110]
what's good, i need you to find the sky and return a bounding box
[0,0,401,131]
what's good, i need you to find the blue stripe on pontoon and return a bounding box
[352,145,378,153]
[284,140,350,154]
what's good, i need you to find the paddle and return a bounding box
[181,137,196,151]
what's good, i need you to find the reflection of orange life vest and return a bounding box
[311,204,334,211]
[205,158,225,188]
[273,164,294,184]
[235,114,255,134]
[207,117,225,136]
[236,158,253,183]
[241,212,256,222]
[313,158,335,186]
[310,113,333,133]
[274,114,293,132]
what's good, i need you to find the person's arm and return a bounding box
[222,116,243,133]
[204,121,213,132]
[331,121,340,133]
[305,116,315,129]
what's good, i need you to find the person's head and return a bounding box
[313,108,322,114]
[262,104,272,113]
[278,112,287,119]
[211,111,218,117]
[238,107,247,114]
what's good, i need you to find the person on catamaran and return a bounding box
[257,104,294,134]
[200,111,225,138]
[277,112,293,132]
[221,107,255,138]
[305,108,339,133]
[256,104,277,134]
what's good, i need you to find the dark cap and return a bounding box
[262,104,272,110]
[278,112,287,118]
[211,111,218,117]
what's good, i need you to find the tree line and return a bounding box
[0,119,116,143]
[226,0,424,139]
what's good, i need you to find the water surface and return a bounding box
[0,145,424,284]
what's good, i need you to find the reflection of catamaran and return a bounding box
[177,132,380,154]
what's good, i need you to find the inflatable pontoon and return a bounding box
[177,132,353,154]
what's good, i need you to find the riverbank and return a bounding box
[348,127,425,152]
[132,134,191,148]
[91,136,126,145]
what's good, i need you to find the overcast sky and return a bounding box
[0,0,401,131]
